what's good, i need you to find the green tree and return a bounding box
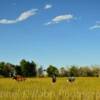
[15,65,22,75]
[69,65,79,77]
[0,62,5,76]
[20,59,37,77]
[47,65,59,77]
[2,63,15,77]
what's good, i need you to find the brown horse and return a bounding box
[12,75,26,81]
[52,74,56,83]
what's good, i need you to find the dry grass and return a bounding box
[0,77,100,100]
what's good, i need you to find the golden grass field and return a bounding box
[0,77,100,100]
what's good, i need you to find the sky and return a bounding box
[0,0,100,68]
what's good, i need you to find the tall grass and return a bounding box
[0,77,100,100]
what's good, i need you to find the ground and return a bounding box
[0,77,100,100]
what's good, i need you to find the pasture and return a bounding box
[0,77,100,100]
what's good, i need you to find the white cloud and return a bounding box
[0,19,16,24]
[52,14,73,22]
[44,4,52,9]
[44,22,52,25]
[17,9,37,21]
[90,22,100,30]
[45,14,74,25]
[0,9,38,24]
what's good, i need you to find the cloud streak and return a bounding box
[45,14,74,25]
[0,9,38,24]
[90,22,100,30]
[44,4,52,9]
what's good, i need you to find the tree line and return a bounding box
[0,59,100,77]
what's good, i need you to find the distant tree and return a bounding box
[31,61,37,77]
[15,65,22,75]
[59,67,67,77]
[85,67,93,76]
[37,66,44,77]
[69,65,79,77]
[2,63,15,77]
[47,65,59,77]
[78,67,94,77]
[92,66,100,77]
[0,62,5,76]
[78,67,87,77]
[20,59,37,77]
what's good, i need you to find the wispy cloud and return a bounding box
[45,14,74,25]
[90,21,100,30]
[0,9,38,24]
[44,4,52,9]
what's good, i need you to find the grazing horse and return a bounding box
[52,74,56,83]
[68,77,75,83]
[12,75,26,81]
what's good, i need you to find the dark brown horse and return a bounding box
[12,75,26,81]
[52,74,56,83]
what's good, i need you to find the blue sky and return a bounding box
[0,0,100,68]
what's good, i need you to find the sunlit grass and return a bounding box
[0,77,100,100]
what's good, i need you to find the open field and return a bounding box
[0,77,100,100]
